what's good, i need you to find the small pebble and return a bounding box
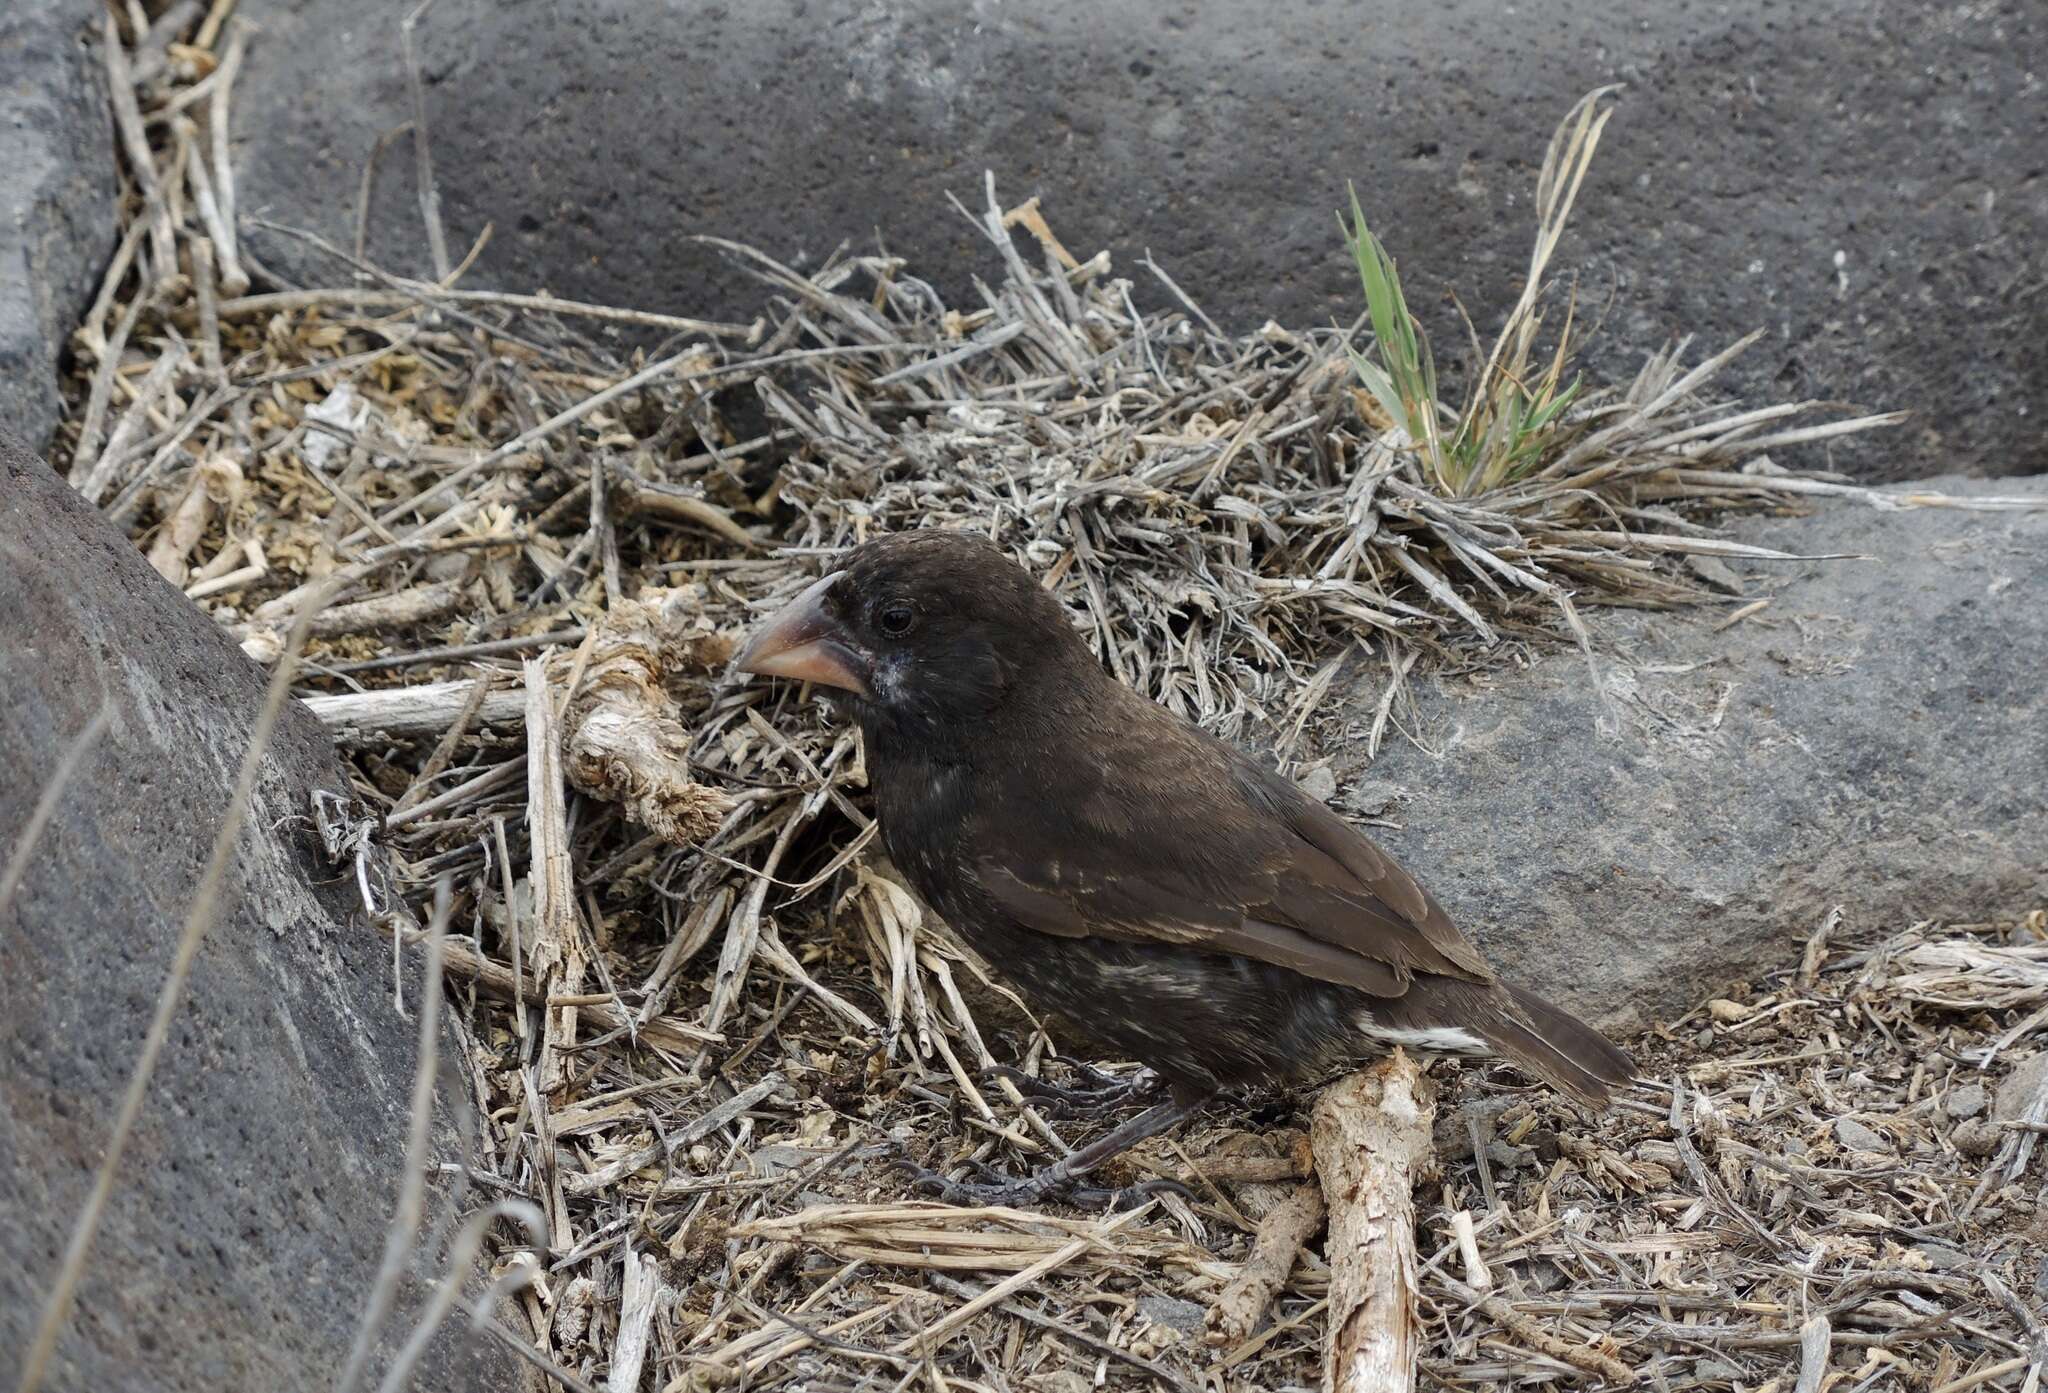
[1996,1054,2048,1122]
[1945,1081,1988,1121]
[1138,1294,1207,1335]
[1952,1118,2000,1158]
[1833,1116,1888,1153]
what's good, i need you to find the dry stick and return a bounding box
[0,701,115,929]
[1450,1209,1492,1291]
[190,233,223,380]
[70,290,148,478]
[300,581,466,636]
[335,882,453,1393]
[377,923,718,1051]
[489,816,526,1041]
[130,0,201,85]
[194,0,237,50]
[1312,1051,1436,1393]
[1932,1358,2030,1393]
[206,20,249,293]
[1207,1180,1329,1346]
[371,1199,546,1393]
[355,121,415,263]
[77,207,150,358]
[101,12,178,288]
[216,286,761,340]
[1792,1314,1834,1393]
[303,680,528,739]
[887,1204,1155,1357]
[332,626,587,676]
[145,454,240,585]
[13,578,334,1393]
[1437,1277,1635,1384]
[76,345,189,504]
[560,1074,783,1195]
[608,1250,663,1393]
[399,0,451,282]
[703,807,805,1037]
[523,659,585,1099]
[390,676,496,814]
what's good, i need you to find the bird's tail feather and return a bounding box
[1479,985,1636,1109]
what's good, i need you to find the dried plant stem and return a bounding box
[302,679,528,737]
[1312,1051,1436,1393]
[145,455,241,585]
[550,590,734,845]
[75,346,187,504]
[0,701,114,929]
[1208,1180,1328,1346]
[216,286,761,340]
[100,11,178,287]
[524,659,585,1098]
[335,883,452,1393]
[1438,1277,1635,1384]
[607,1250,663,1393]
[377,922,719,1050]
[206,21,249,292]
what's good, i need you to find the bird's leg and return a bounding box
[898,1090,1211,1209]
[983,1063,1163,1118]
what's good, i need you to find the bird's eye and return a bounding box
[876,600,917,638]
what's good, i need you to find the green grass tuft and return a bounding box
[1342,88,1619,498]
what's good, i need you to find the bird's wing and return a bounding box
[968,724,1495,997]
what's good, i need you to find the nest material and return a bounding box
[46,8,2048,1392]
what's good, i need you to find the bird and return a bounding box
[735,529,1634,1205]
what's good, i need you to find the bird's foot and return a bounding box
[892,1153,1188,1211]
[890,1094,1207,1211]
[983,1063,1163,1118]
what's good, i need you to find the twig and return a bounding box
[1312,1051,1435,1393]
[100,11,178,287]
[301,679,528,738]
[523,658,585,1098]
[1208,1180,1327,1345]
[336,882,453,1393]
[398,0,451,282]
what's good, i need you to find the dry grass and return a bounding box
[37,7,2048,1391]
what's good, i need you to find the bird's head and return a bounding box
[735,530,1085,738]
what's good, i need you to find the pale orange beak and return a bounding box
[735,571,871,697]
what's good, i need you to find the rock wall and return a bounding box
[0,432,516,1392]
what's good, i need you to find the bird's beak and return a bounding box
[735,570,871,697]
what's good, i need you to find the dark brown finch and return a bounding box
[737,530,1633,1204]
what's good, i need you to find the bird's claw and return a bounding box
[888,1152,1191,1212]
[982,1064,1163,1118]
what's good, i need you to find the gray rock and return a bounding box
[1997,1054,2048,1124]
[1917,1242,1974,1273]
[1340,476,2048,1033]
[227,0,2046,481]
[1946,1081,1989,1121]
[1833,1117,1888,1155]
[0,433,515,1391]
[1137,1294,1207,1335]
[0,1,117,451]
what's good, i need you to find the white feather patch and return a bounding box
[1355,1013,1487,1056]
